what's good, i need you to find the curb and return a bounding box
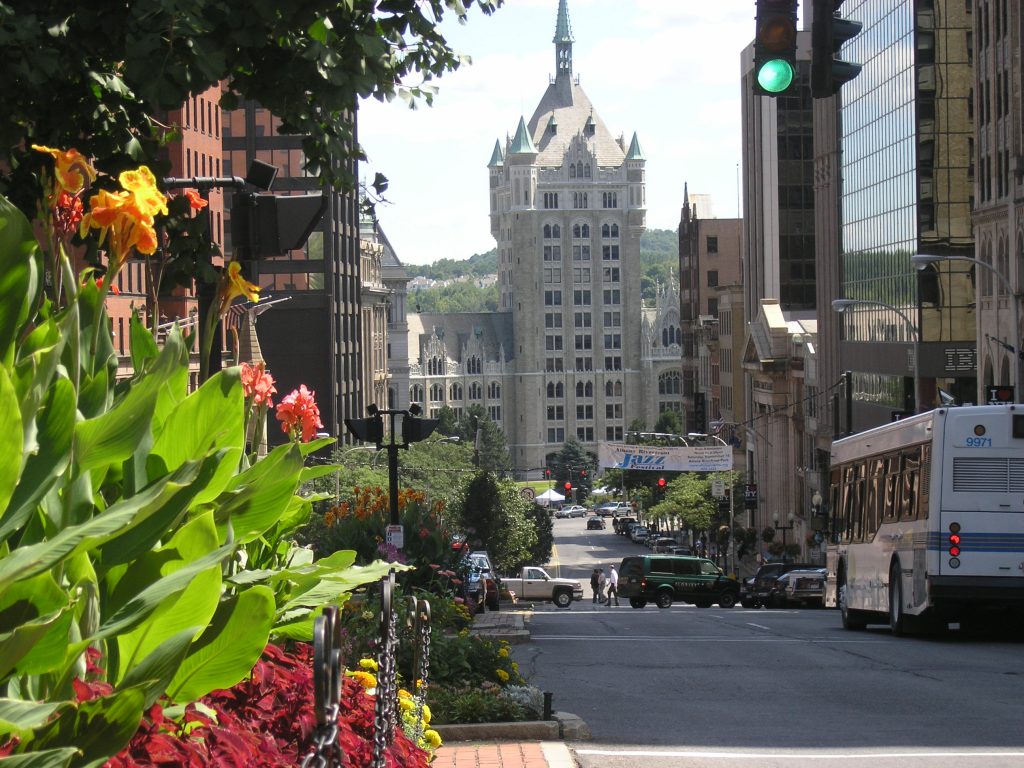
[434,712,591,742]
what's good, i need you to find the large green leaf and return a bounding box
[73,370,160,474]
[128,312,159,374]
[0,748,78,767]
[0,699,62,732]
[0,195,39,368]
[90,544,231,643]
[166,586,275,703]
[215,443,303,545]
[118,626,199,709]
[0,459,205,591]
[0,366,23,517]
[0,571,72,678]
[0,608,67,682]
[27,685,146,766]
[11,309,72,456]
[111,513,223,681]
[0,375,75,545]
[149,327,189,436]
[148,368,243,503]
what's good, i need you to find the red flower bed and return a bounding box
[102,643,430,767]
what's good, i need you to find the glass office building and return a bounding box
[838,0,975,427]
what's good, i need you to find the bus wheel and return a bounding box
[839,579,866,631]
[889,562,908,636]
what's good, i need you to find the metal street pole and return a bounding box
[912,254,1022,404]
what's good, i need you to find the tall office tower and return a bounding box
[972,0,1023,401]
[222,103,364,444]
[486,0,647,471]
[741,31,817,322]
[838,0,975,428]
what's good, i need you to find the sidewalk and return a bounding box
[435,607,580,767]
[433,741,575,768]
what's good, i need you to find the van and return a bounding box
[618,555,740,609]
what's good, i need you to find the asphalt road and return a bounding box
[514,515,1024,768]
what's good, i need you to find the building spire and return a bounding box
[553,0,573,81]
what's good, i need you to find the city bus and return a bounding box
[826,405,1024,634]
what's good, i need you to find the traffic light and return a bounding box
[810,0,862,98]
[232,191,327,258]
[580,469,587,479]
[564,482,572,493]
[657,477,667,489]
[544,468,551,479]
[754,0,799,96]
[402,414,439,444]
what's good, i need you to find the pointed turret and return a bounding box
[553,0,573,81]
[487,139,504,168]
[508,116,538,155]
[625,132,645,161]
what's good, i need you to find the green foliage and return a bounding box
[454,473,537,574]
[639,229,679,303]
[525,505,554,567]
[550,437,594,504]
[1,0,503,215]
[0,192,392,763]
[405,249,498,280]
[410,280,499,314]
[425,686,528,725]
[654,409,682,435]
[453,406,511,474]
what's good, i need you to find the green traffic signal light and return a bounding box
[757,59,795,93]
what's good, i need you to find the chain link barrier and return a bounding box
[301,606,344,768]
[407,596,431,743]
[371,571,398,768]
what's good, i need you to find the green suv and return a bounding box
[618,555,739,609]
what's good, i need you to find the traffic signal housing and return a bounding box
[810,0,862,98]
[754,0,799,96]
[232,191,327,258]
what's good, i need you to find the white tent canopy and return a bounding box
[535,489,565,506]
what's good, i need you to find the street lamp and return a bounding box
[911,253,1022,404]
[772,511,796,551]
[832,298,920,412]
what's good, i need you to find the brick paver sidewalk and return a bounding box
[433,741,574,768]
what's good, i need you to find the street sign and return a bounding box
[520,487,536,500]
[386,524,404,550]
[744,484,758,510]
[711,479,725,498]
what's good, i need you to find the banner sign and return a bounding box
[598,442,733,472]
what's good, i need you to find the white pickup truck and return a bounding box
[501,566,584,608]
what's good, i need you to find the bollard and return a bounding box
[543,691,553,720]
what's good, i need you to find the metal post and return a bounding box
[844,370,853,435]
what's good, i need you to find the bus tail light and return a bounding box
[948,522,961,560]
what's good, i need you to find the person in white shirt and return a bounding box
[606,564,619,606]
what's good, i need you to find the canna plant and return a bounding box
[0,151,400,765]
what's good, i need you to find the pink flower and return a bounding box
[240,361,277,407]
[275,384,323,442]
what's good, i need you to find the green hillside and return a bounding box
[411,228,678,312]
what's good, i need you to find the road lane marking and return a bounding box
[573,748,1024,760]
[747,622,771,630]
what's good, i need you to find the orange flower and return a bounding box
[79,165,166,266]
[54,191,84,237]
[119,166,168,219]
[182,189,208,210]
[275,385,323,443]
[32,145,97,195]
[240,361,277,407]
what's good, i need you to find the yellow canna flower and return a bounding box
[359,657,379,672]
[398,689,413,699]
[218,261,260,313]
[119,166,168,218]
[424,729,442,749]
[496,669,510,683]
[32,145,97,195]
[346,670,377,690]
[398,697,414,713]
[421,703,432,724]
[498,647,510,658]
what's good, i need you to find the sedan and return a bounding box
[562,505,588,518]
[651,537,678,553]
[771,568,827,608]
[586,517,606,530]
[630,526,650,543]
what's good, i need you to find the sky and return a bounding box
[357,0,756,266]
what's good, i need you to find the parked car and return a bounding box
[630,526,651,544]
[748,560,819,608]
[613,517,637,534]
[586,517,607,530]
[617,554,740,609]
[667,545,693,556]
[771,567,827,608]
[468,551,500,611]
[651,537,678,553]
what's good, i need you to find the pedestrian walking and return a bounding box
[590,568,601,603]
[607,564,620,606]
[598,568,607,603]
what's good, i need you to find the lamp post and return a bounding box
[772,512,796,552]
[345,404,439,549]
[911,253,1022,404]
[832,298,920,412]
